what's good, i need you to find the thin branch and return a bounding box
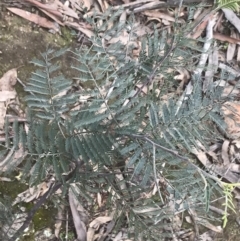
[129,133,189,161]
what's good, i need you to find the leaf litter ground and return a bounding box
[1,1,240,240]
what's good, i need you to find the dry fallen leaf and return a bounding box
[0,68,18,129]
[198,231,215,241]
[87,216,114,241]
[25,0,79,19]
[229,139,240,163]
[227,30,237,61]
[69,0,93,11]
[69,188,88,241]
[0,91,16,102]
[13,181,50,205]
[97,192,102,207]
[108,29,129,45]
[221,140,230,165]
[66,21,94,38]
[218,62,240,77]
[174,67,190,93]
[213,32,240,45]
[0,177,12,182]
[191,18,208,39]
[143,10,183,23]
[3,213,27,239]
[222,101,240,139]
[0,68,17,91]
[0,145,27,172]
[7,8,60,33]
[195,216,222,233]
[222,8,240,34]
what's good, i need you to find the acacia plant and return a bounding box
[0,10,232,241]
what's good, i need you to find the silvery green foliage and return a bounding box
[0,17,230,240]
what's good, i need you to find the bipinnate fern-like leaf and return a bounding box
[25,48,77,121]
[0,18,233,240]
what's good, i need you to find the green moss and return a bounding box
[33,204,57,230]
[0,178,27,199]
[61,26,75,45]
[44,26,74,47]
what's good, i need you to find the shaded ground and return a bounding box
[0,9,78,89]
